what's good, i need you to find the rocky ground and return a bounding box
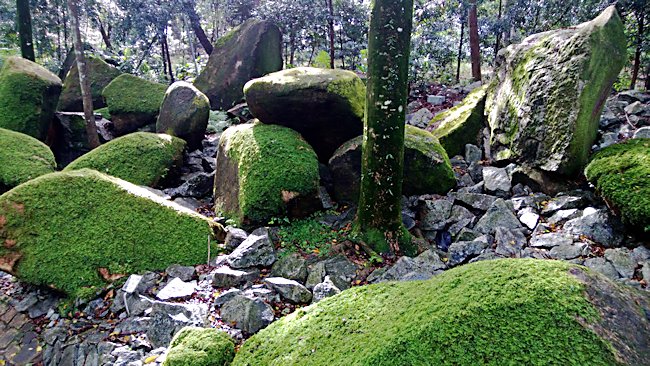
[0,88,648,366]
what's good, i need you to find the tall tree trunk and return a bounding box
[339,27,345,68]
[494,0,502,61]
[96,19,113,50]
[160,33,174,83]
[356,0,414,255]
[456,14,465,83]
[630,11,644,90]
[186,18,200,75]
[16,0,35,61]
[67,0,100,149]
[645,61,650,91]
[184,0,213,55]
[325,0,335,69]
[289,32,295,66]
[468,0,481,81]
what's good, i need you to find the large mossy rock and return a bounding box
[57,56,122,112]
[195,19,282,111]
[102,74,167,135]
[64,132,185,187]
[233,259,650,366]
[164,327,235,366]
[0,169,219,298]
[156,81,210,150]
[486,6,626,175]
[214,122,321,225]
[244,67,365,162]
[0,128,56,192]
[585,138,650,233]
[328,125,456,203]
[429,84,488,157]
[0,56,62,141]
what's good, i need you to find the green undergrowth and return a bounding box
[64,132,185,187]
[0,169,217,298]
[233,259,620,366]
[164,327,235,366]
[274,213,350,257]
[585,138,650,232]
[0,128,56,190]
[102,73,167,116]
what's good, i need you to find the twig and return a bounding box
[207,234,211,266]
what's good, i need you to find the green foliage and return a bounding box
[64,132,186,187]
[102,73,167,116]
[164,327,235,366]
[0,128,56,190]
[313,50,332,69]
[585,138,650,232]
[0,169,216,298]
[276,215,349,257]
[233,259,621,366]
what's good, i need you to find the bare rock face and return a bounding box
[194,19,282,111]
[486,6,626,175]
[156,81,210,150]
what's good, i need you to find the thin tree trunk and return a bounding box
[644,62,650,91]
[160,33,174,83]
[186,18,200,75]
[135,35,158,72]
[308,43,316,66]
[16,0,35,61]
[96,19,113,50]
[468,0,481,81]
[67,0,100,149]
[184,0,213,54]
[494,0,502,61]
[339,27,345,69]
[630,11,644,90]
[356,0,414,255]
[456,14,465,83]
[289,33,295,66]
[326,0,335,69]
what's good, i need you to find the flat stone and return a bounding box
[454,192,497,211]
[564,208,624,247]
[447,237,490,267]
[220,295,274,334]
[541,196,586,215]
[604,248,636,279]
[264,277,312,304]
[419,199,453,231]
[474,199,522,235]
[156,278,196,300]
[549,243,588,260]
[212,266,259,288]
[547,209,580,225]
[312,276,341,303]
[529,232,574,248]
[494,227,527,257]
[518,209,539,230]
[165,264,196,282]
[227,228,276,268]
[368,250,445,283]
[482,166,511,196]
[584,257,620,280]
[214,289,243,307]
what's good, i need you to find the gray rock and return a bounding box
[311,276,341,303]
[584,257,620,280]
[494,227,527,257]
[510,193,549,211]
[474,199,522,234]
[147,301,208,348]
[165,172,215,199]
[467,161,484,182]
[165,265,196,282]
[455,227,482,242]
[408,107,434,128]
[541,196,586,215]
[482,166,511,196]
[518,208,539,230]
[633,126,650,139]
[156,278,196,301]
[115,316,152,335]
[604,248,636,279]
[642,263,650,282]
[549,243,588,260]
[270,253,308,283]
[419,199,453,231]
[172,197,203,211]
[305,256,358,291]
[368,250,445,283]
[111,345,143,366]
[454,192,498,211]
[244,285,280,303]
[618,90,650,103]
[447,237,490,266]
[624,101,644,115]
[427,95,446,105]
[214,289,243,307]
[264,277,312,304]
[465,144,482,163]
[224,227,248,251]
[156,81,210,150]
[631,246,650,264]
[547,209,580,225]
[447,205,477,236]
[220,295,274,334]
[529,232,573,248]
[227,228,276,268]
[212,266,259,288]
[564,208,624,247]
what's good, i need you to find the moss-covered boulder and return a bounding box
[233,259,650,366]
[429,84,488,157]
[0,56,62,141]
[0,169,220,298]
[164,327,235,366]
[328,125,455,203]
[214,122,321,225]
[102,74,167,135]
[195,19,282,111]
[156,81,210,150]
[486,6,626,175]
[64,132,185,187]
[0,128,56,192]
[57,55,122,112]
[244,67,365,162]
[585,138,650,233]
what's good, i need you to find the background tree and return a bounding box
[356,0,414,255]
[15,0,34,60]
[468,0,481,81]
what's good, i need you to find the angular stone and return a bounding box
[270,253,308,283]
[220,295,274,335]
[564,208,624,247]
[368,250,446,283]
[604,248,636,279]
[264,277,312,304]
[465,144,482,163]
[58,55,121,112]
[584,257,620,280]
[419,199,453,231]
[482,166,511,196]
[549,243,588,260]
[547,209,580,225]
[474,199,522,235]
[227,228,276,269]
[156,278,197,300]
[447,237,490,267]
[166,265,196,282]
[224,228,248,251]
[311,276,341,303]
[530,232,574,248]
[454,192,498,211]
[494,227,527,257]
[212,266,259,288]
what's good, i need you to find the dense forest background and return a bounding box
[1,0,648,90]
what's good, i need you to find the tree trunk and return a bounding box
[67,0,100,149]
[645,61,650,91]
[184,0,213,55]
[494,0,502,61]
[16,0,35,61]
[468,0,481,81]
[186,17,200,75]
[339,27,345,69]
[97,18,113,50]
[356,0,414,255]
[630,11,644,90]
[456,14,465,83]
[326,0,335,69]
[160,33,175,83]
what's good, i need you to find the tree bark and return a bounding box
[160,32,175,83]
[184,0,213,55]
[96,18,113,50]
[468,0,481,81]
[16,0,35,61]
[494,0,502,61]
[325,0,335,69]
[356,0,414,255]
[630,11,644,90]
[67,0,100,149]
[456,13,465,83]
[645,61,650,91]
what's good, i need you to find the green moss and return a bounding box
[233,259,621,366]
[222,122,320,224]
[430,84,488,157]
[403,125,456,195]
[95,107,111,120]
[102,74,167,116]
[57,55,122,111]
[326,75,366,119]
[584,138,650,232]
[0,169,217,298]
[0,56,62,140]
[164,327,235,366]
[64,132,185,187]
[0,128,56,190]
